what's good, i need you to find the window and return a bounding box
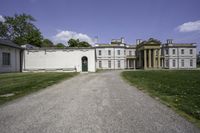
[190,59,193,67]
[99,60,102,68]
[117,50,120,55]
[129,51,132,56]
[166,49,168,55]
[108,50,111,55]
[118,60,121,68]
[108,60,111,68]
[190,49,193,54]
[99,50,101,56]
[2,52,11,65]
[173,49,175,55]
[165,60,169,67]
[173,59,176,67]
[181,49,184,54]
[181,59,184,67]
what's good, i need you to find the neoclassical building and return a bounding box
[95,38,197,70]
[0,38,197,73]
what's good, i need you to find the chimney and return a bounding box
[94,36,98,44]
[136,39,142,45]
[121,37,125,43]
[167,39,173,44]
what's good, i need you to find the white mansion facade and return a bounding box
[95,38,196,70]
[0,38,197,73]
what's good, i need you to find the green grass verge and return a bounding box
[0,72,78,105]
[121,70,200,127]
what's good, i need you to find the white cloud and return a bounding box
[53,30,95,45]
[177,20,200,32]
[0,15,5,22]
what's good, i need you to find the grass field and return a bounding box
[122,70,200,126]
[0,72,78,105]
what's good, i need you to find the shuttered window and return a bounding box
[2,52,11,65]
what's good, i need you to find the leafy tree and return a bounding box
[41,39,54,47]
[68,39,79,47]
[56,43,65,48]
[0,13,43,46]
[68,39,91,47]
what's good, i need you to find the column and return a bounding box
[148,49,151,68]
[158,49,160,68]
[127,59,129,69]
[134,59,135,69]
[144,49,147,69]
[153,49,156,68]
[139,51,142,68]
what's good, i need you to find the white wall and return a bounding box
[23,48,96,72]
[0,45,21,73]
[164,47,196,69]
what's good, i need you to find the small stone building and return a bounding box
[0,40,24,73]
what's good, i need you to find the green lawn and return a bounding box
[0,72,78,105]
[122,70,200,126]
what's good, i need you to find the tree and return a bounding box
[0,13,43,46]
[68,39,91,47]
[56,43,65,48]
[68,39,79,47]
[41,39,54,47]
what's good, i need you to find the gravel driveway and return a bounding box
[0,71,199,133]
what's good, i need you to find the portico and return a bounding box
[136,38,161,69]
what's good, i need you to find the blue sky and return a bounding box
[0,0,200,50]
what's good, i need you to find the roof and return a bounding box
[0,40,24,49]
[163,43,196,48]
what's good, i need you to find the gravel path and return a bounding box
[0,71,199,133]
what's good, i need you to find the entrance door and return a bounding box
[82,56,88,72]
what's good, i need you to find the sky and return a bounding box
[0,0,200,51]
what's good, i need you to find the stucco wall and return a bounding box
[0,45,21,73]
[23,48,96,72]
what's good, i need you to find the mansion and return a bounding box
[0,38,197,73]
[95,38,196,70]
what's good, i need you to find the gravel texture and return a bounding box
[0,71,199,133]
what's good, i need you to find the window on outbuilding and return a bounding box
[2,52,11,65]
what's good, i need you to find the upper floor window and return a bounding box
[99,50,101,56]
[166,49,168,55]
[181,49,184,54]
[129,51,132,56]
[117,50,120,55]
[99,60,102,68]
[2,52,11,65]
[173,49,175,55]
[181,59,184,67]
[108,50,111,55]
[190,49,193,54]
